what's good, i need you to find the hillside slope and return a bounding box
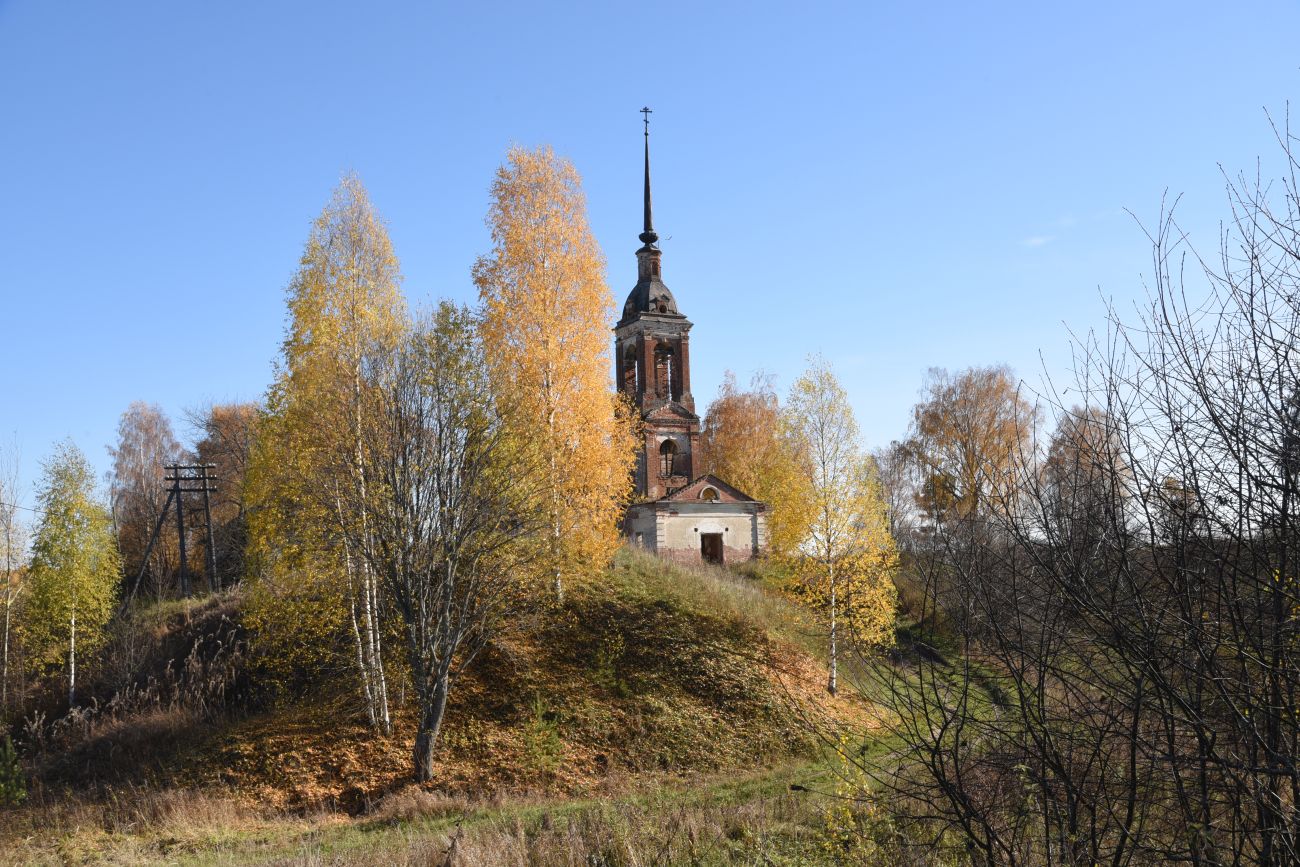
[18,549,869,816]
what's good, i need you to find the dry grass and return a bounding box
[0,765,842,865]
[367,786,474,824]
[0,785,281,865]
[611,548,822,656]
[332,791,825,867]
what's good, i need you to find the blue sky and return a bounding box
[2,0,1299,505]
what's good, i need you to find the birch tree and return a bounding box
[1040,406,1130,550]
[0,443,25,715]
[474,145,637,600]
[871,439,919,541]
[345,303,543,781]
[786,358,897,696]
[24,442,120,706]
[107,402,183,598]
[246,174,403,732]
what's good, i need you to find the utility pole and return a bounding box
[131,464,221,600]
[200,464,218,592]
[171,468,189,597]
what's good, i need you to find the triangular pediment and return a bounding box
[644,401,699,422]
[662,474,764,504]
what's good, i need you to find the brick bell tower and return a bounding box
[615,108,700,501]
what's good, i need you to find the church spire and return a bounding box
[619,106,680,323]
[639,106,658,247]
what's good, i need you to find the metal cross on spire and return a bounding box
[639,107,657,244]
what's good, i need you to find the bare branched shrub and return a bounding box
[857,113,1300,865]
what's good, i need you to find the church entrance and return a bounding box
[700,533,724,565]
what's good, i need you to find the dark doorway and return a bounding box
[701,533,724,565]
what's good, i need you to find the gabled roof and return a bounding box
[662,474,764,504]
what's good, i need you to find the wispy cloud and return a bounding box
[1021,235,1055,248]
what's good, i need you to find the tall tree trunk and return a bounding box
[413,672,450,783]
[546,380,563,603]
[338,487,389,734]
[68,609,76,707]
[827,564,838,697]
[353,353,391,735]
[1,591,11,712]
[551,508,562,602]
[348,585,377,728]
[363,568,391,734]
[338,507,378,729]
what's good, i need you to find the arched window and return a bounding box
[700,486,719,502]
[659,439,676,477]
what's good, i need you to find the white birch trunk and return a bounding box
[2,590,11,711]
[827,564,838,697]
[352,345,390,733]
[363,566,391,733]
[545,368,563,602]
[347,562,377,728]
[68,609,77,707]
[337,489,379,728]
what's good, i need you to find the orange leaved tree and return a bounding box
[701,371,814,557]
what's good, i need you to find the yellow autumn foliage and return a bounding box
[244,174,406,695]
[473,145,638,598]
[785,358,898,692]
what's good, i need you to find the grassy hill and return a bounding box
[0,549,883,865]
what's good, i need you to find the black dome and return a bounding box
[622,277,680,321]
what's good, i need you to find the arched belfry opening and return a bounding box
[621,344,638,396]
[654,343,675,401]
[659,439,677,478]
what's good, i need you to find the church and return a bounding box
[617,114,768,565]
